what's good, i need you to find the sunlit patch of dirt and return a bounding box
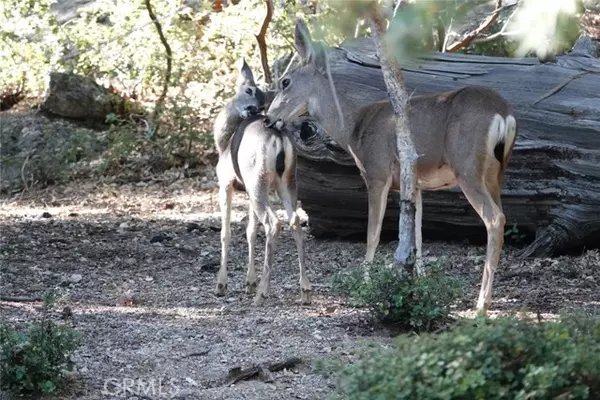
[1,175,598,399]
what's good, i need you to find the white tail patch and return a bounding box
[266,134,294,178]
[283,135,295,175]
[268,135,284,172]
[487,113,517,162]
[504,115,517,159]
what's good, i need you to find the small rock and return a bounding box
[200,181,218,190]
[186,222,202,233]
[41,212,52,218]
[185,377,198,387]
[150,232,173,243]
[70,273,83,283]
[144,276,154,282]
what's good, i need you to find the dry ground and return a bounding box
[1,172,599,400]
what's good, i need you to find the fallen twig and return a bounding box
[181,349,211,358]
[0,295,43,303]
[225,357,303,385]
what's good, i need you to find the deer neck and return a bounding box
[309,93,358,149]
[214,101,243,153]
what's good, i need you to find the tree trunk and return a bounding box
[369,4,418,267]
[288,36,600,258]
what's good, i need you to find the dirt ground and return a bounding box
[1,173,599,400]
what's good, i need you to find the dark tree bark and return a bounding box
[287,36,600,258]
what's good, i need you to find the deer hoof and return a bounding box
[245,281,257,295]
[300,288,312,305]
[214,283,227,297]
[253,292,268,306]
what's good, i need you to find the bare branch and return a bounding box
[280,52,298,78]
[144,0,173,139]
[445,0,504,53]
[472,6,521,45]
[324,50,345,129]
[255,0,274,84]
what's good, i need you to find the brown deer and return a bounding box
[267,20,518,312]
[213,58,312,306]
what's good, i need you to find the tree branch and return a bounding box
[370,2,418,270]
[472,5,521,45]
[445,0,504,53]
[255,0,274,84]
[144,0,173,139]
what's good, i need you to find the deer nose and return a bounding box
[245,105,259,115]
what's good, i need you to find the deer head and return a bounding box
[233,58,266,118]
[267,19,348,136]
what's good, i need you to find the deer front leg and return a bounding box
[245,206,259,294]
[277,181,312,305]
[215,182,233,296]
[365,177,393,263]
[457,178,505,313]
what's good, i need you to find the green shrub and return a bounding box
[0,295,80,395]
[331,258,463,331]
[335,314,600,400]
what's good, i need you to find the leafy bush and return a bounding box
[331,258,463,331]
[335,314,600,400]
[0,295,80,395]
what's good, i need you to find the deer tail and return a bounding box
[488,113,517,169]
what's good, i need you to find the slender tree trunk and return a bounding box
[370,2,418,270]
[256,0,274,84]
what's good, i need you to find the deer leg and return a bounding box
[457,177,506,313]
[415,188,424,275]
[365,177,393,263]
[245,205,259,294]
[277,180,312,305]
[215,181,233,296]
[254,205,280,306]
[246,180,281,306]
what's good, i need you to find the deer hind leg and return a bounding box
[277,179,312,305]
[365,177,393,263]
[457,174,505,313]
[246,181,281,306]
[215,180,233,296]
[245,205,259,294]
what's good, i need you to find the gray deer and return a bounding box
[267,20,518,312]
[213,58,312,306]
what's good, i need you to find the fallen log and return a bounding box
[288,36,600,258]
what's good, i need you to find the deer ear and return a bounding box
[294,19,312,62]
[310,42,327,74]
[237,57,255,86]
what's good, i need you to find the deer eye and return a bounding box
[245,88,253,95]
[282,78,291,89]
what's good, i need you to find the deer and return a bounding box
[213,58,312,306]
[266,19,518,313]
